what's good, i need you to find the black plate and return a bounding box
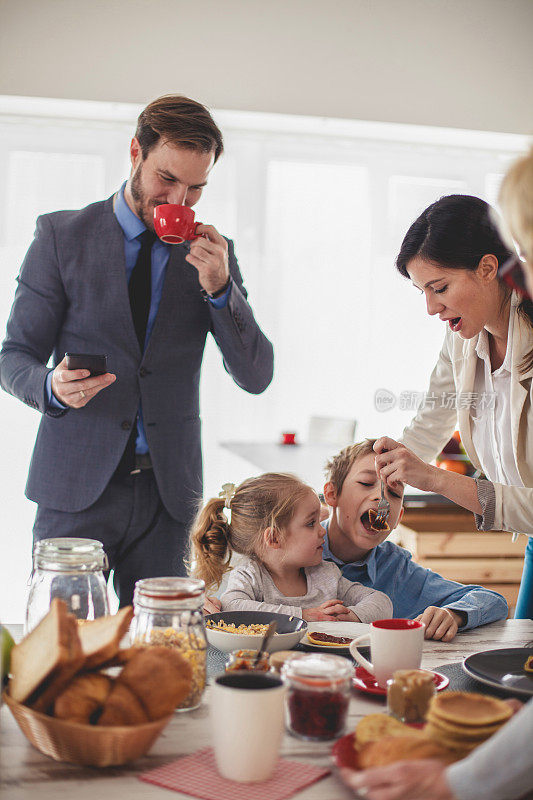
[205,610,307,634]
[463,647,533,697]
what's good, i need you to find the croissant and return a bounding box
[97,682,148,726]
[117,646,193,720]
[54,672,113,723]
[52,644,193,726]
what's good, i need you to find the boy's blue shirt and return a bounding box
[321,520,508,630]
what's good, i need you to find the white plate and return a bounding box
[304,621,369,651]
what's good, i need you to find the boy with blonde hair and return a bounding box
[322,439,507,641]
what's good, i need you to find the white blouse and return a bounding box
[471,296,524,491]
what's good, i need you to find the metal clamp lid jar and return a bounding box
[132,577,207,711]
[282,653,353,741]
[26,538,109,633]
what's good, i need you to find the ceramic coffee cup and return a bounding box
[211,672,286,782]
[153,204,201,244]
[281,432,296,445]
[350,619,425,687]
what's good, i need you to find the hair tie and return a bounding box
[219,482,236,509]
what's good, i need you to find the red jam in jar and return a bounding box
[282,654,353,741]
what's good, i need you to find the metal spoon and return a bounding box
[253,621,277,668]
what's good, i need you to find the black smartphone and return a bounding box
[65,353,108,376]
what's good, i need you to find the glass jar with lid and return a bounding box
[132,577,207,711]
[387,669,436,724]
[282,653,353,741]
[26,537,109,633]
[225,648,270,673]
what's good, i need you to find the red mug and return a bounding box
[153,204,201,244]
[350,619,425,687]
[282,432,297,445]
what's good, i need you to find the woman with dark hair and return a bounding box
[373,194,533,621]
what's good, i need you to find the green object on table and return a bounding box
[1,624,15,686]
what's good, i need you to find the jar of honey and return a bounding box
[225,649,270,673]
[282,654,353,741]
[387,669,436,724]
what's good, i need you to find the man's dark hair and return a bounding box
[135,94,224,162]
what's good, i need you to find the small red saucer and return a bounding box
[352,666,449,696]
[332,725,426,772]
[332,732,359,770]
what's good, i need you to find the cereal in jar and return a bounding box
[132,578,207,711]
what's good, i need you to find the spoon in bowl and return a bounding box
[253,621,277,668]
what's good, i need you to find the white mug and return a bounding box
[350,618,425,687]
[211,672,287,783]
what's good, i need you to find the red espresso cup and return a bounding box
[282,432,297,445]
[153,204,201,244]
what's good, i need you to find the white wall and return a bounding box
[0,98,528,622]
[0,0,532,133]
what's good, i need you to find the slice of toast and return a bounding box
[78,606,134,670]
[91,645,141,670]
[31,612,85,712]
[9,598,80,705]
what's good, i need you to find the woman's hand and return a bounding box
[374,437,438,492]
[339,760,458,800]
[504,698,524,715]
[374,436,482,515]
[414,607,463,642]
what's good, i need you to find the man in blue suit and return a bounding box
[0,94,274,605]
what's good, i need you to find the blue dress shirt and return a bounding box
[46,184,230,454]
[321,520,508,630]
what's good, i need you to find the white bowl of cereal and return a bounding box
[205,611,307,654]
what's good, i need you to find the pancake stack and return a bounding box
[426,691,512,754]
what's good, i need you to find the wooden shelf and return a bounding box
[400,529,527,559]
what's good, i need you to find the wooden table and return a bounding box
[2,620,532,799]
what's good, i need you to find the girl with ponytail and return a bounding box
[189,472,392,623]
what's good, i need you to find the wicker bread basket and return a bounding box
[3,690,172,767]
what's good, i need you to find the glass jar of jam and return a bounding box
[132,577,207,711]
[26,538,109,633]
[226,649,270,672]
[282,653,353,741]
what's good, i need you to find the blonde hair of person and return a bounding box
[498,147,533,287]
[188,472,312,592]
[325,438,377,494]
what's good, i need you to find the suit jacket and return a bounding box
[401,295,533,535]
[0,195,274,522]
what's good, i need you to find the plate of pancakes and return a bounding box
[303,621,369,653]
[333,692,514,773]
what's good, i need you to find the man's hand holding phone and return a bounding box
[52,354,116,409]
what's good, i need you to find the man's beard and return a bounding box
[130,162,155,230]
